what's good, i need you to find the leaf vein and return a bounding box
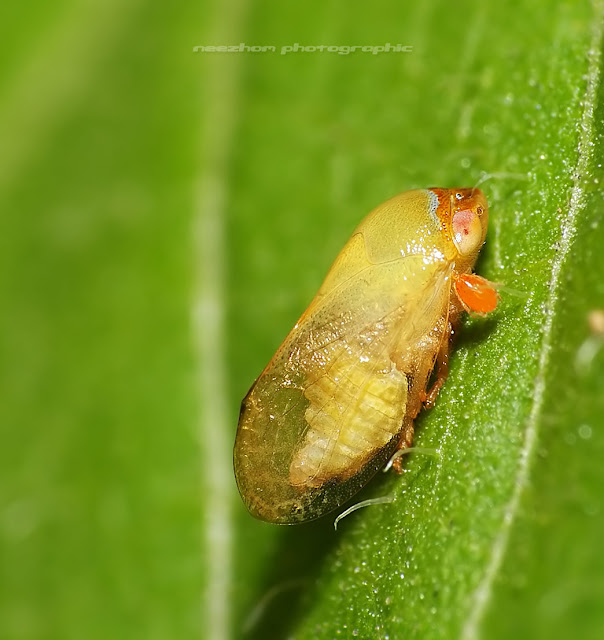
[460,6,604,638]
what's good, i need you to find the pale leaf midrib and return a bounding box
[194,3,250,640]
[460,5,604,639]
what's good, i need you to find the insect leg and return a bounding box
[421,321,454,409]
[391,417,415,473]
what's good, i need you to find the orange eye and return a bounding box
[451,209,483,256]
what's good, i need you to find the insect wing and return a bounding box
[234,233,450,523]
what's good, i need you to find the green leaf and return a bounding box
[224,2,604,640]
[0,2,202,639]
[2,1,604,640]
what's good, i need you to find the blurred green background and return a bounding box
[2,1,604,639]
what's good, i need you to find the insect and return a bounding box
[234,188,498,524]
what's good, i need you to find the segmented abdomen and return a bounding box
[288,348,408,488]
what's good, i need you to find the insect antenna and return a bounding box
[333,496,395,530]
[471,171,529,194]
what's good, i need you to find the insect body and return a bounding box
[234,188,497,524]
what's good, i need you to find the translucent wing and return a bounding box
[234,232,452,523]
